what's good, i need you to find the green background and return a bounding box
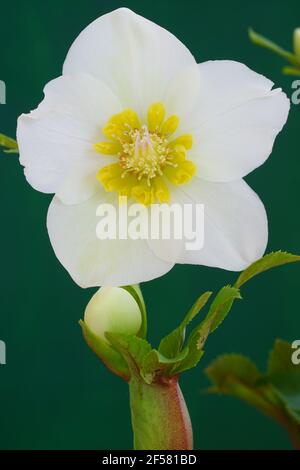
[0,0,299,450]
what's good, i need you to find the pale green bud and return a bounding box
[294,28,300,57]
[84,287,142,342]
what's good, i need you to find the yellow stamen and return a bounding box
[93,103,196,205]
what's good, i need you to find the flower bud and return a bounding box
[84,287,142,342]
[294,28,300,57]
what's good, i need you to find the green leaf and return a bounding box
[141,348,189,383]
[268,339,295,376]
[235,251,300,288]
[205,286,241,333]
[79,320,129,380]
[121,284,147,338]
[170,343,204,375]
[158,291,212,358]
[0,134,18,153]
[206,354,262,390]
[249,28,300,67]
[205,341,300,448]
[170,287,241,375]
[205,353,279,417]
[105,332,152,377]
[187,286,241,352]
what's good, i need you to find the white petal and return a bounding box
[55,157,113,205]
[192,90,289,182]
[47,193,174,287]
[147,226,185,264]
[63,8,196,115]
[176,178,268,271]
[17,74,121,200]
[165,61,289,182]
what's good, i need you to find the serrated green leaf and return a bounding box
[79,320,129,380]
[235,251,300,288]
[105,332,152,377]
[0,133,18,152]
[141,348,189,383]
[158,291,212,358]
[168,287,241,375]
[249,28,300,67]
[170,344,204,375]
[187,286,241,352]
[104,332,190,383]
[206,286,241,333]
[121,284,147,338]
[205,354,262,390]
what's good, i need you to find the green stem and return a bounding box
[129,375,193,450]
[226,381,300,450]
[249,28,300,67]
[272,409,300,451]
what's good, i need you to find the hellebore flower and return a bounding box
[17,8,289,287]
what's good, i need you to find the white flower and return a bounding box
[17,8,289,287]
[84,287,142,342]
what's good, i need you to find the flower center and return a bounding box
[93,103,196,205]
[119,125,173,182]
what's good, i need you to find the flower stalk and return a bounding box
[129,375,193,450]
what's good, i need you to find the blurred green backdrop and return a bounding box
[0,0,300,450]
